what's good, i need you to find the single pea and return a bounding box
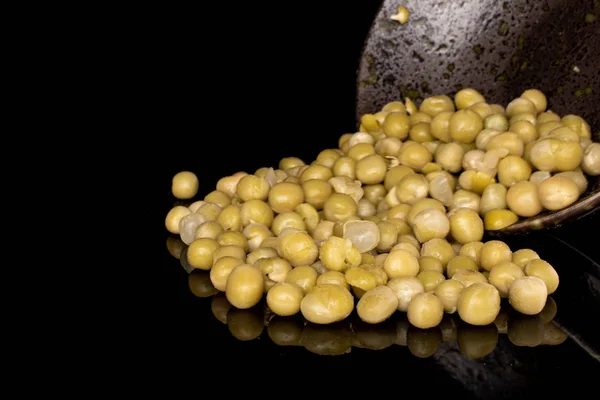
[412,208,450,243]
[316,270,350,290]
[407,293,444,329]
[236,174,270,202]
[278,231,318,267]
[510,120,538,144]
[418,270,446,292]
[319,236,361,272]
[524,259,559,294]
[410,111,433,125]
[357,286,399,324]
[384,249,420,278]
[395,174,430,205]
[363,184,387,204]
[407,198,446,226]
[581,143,600,176]
[171,171,199,200]
[506,97,536,118]
[457,170,495,195]
[488,261,524,297]
[538,176,579,211]
[506,181,543,217]
[409,122,434,142]
[195,220,224,240]
[256,256,292,283]
[419,256,444,274]
[561,114,591,138]
[452,269,488,287]
[382,100,406,113]
[240,199,274,227]
[225,264,264,309]
[455,88,485,109]
[382,112,411,139]
[556,171,588,195]
[217,172,248,197]
[210,256,245,291]
[391,242,420,258]
[536,111,560,124]
[430,111,453,142]
[347,142,376,161]
[484,209,519,230]
[165,206,191,235]
[300,284,354,324]
[459,241,484,264]
[267,282,305,317]
[480,240,513,271]
[420,95,455,117]
[271,212,306,236]
[486,132,524,157]
[484,114,509,132]
[376,221,398,252]
[468,102,494,119]
[435,142,465,173]
[302,179,332,210]
[434,279,464,313]
[323,193,358,222]
[267,182,304,214]
[449,109,483,143]
[246,247,278,265]
[346,266,380,292]
[446,255,479,278]
[520,89,547,113]
[300,164,333,183]
[356,153,387,185]
[213,244,246,263]
[512,248,540,269]
[332,156,357,180]
[397,141,433,170]
[285,266,318,294]
[480,183,507,216]
[457,283,501,326]
[187,238,220,270]
[421,238,455,268]
[204,190,231,208]
[508,276,548,315]
[449,208,484,245]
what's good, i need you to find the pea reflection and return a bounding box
[301,321,353,356]
[351,317,397,350]
[407,327,442,358]
[227,305,264,341]
[457,323,498,359]
[180,247,196,274]
[188,270,218,298]
[508,313,545,347]
[216,300,569,358]
[175,253,570,358]
[166,235,185,260]
[267,316,304,346]
[211,293,231,324]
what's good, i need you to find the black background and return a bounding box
[135,1,600,391]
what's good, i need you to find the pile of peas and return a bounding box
[165,88,598,329]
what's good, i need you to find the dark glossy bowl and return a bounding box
[356,0,599,233]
